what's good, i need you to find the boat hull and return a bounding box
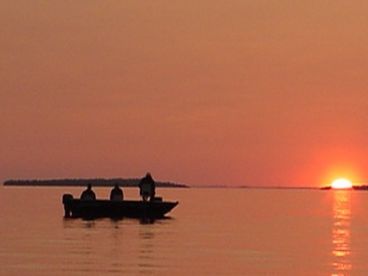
[62,194,178,219]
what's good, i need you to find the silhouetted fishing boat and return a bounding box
[62,194,178,219]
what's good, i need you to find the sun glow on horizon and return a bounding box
[331,178,353,189]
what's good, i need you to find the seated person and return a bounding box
[80,183,96,200]
[110,183,124,201]
[138,173,156,201]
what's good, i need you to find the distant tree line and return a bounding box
[3,178,188,188]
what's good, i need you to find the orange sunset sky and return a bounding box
[1,1,368,187]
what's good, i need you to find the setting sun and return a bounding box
[331,178,353,189]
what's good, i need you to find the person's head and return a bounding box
[146,172,151,177]
[87,183,92,190]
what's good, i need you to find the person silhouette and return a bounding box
[80,183,96,200]
[138,173,156,201]
[110,183,124,201]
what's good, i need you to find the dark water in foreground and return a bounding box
[1,187,368,275]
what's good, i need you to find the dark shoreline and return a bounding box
[3,178,189,188]
[4,179,368,190]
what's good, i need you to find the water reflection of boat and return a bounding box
[62,194,178,219]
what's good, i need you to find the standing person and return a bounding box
[139,173,156,201]
[110,183,124,201]
[80,183,96,200]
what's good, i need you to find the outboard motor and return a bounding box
[62,194,74,217]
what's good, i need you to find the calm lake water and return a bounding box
[1,186,368,275]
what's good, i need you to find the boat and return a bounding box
[62,194,179,219]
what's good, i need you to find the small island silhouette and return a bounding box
[3,178,189,188]
[320,185,368,190]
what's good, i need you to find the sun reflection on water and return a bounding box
[332,191,352,275]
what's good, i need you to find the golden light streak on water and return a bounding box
[331,191,352,275]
